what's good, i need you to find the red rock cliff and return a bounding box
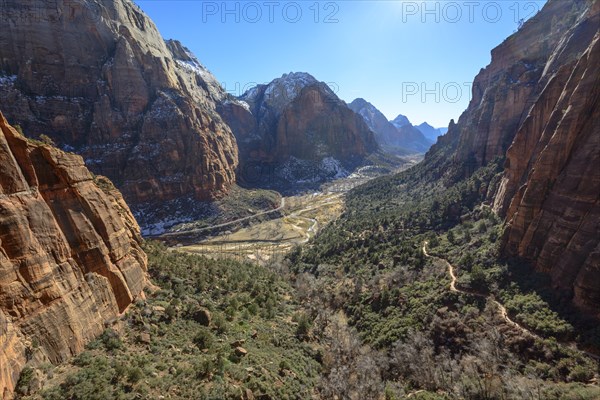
[0,112,147,398]
[442,0,595,175]
[495,1,600,315]
[424,0,599,315]
[0,0,238,226]
[220,73,378,189]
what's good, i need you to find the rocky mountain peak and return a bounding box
[220,74,377,191]
[165,39,227,103]
[349,98,386,127]
[415,122,446,142]
[391,114,411,128]
[349,99,432,154]
[241,72,326,116]
[349,98,372,111]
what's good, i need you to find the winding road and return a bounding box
[422,242,600,361]
[153,197,286,238]
[178,193,342,263]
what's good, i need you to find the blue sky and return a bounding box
[135,0,547,127]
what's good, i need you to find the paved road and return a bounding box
[153,197,286,238]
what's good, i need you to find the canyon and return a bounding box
[0,0,598,397]
[422,0,600,315]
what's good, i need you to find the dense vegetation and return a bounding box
[288,158,599,399]
[15,155,599,399]
[18,242,320,400]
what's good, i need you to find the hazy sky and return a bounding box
[135,0,547,127]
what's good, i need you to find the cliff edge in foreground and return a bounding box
[0,112,147,398]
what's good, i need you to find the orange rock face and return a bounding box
[220,73,377,190]
[425,0,599,315]
[0,112,147,398]
[496,2,600,315]
[277,86,377,162]
[446,1,593,175]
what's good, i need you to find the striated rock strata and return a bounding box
[431,0,595,177]
[423,0,599,314]
[0,0,238,225]
[0,112,147,398]
[495,2,600,315]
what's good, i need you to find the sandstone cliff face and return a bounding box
[444,0,592,175]
[423,0,599,314]
[495,2,600,315]
[0,0,238,226]
[0,112,147,398]
[220,73,378,190]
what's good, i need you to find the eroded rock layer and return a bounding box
[496,3,600,315]
[0,0,238,222]
[424,0,599,314]
[433,0,595,177]
[0,112,147,398]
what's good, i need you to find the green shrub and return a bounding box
[193,327,214,350]
[194,359,214,379]
[470,264,487,290]
[212,312,228,334]
[127,367,143,383]
[15,366,34,395]
[294,312,312,340]
[99,329,122,351]
[567,365,594,383]
[39,134,55,146]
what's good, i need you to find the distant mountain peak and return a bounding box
[221,76,378,191]
[280,71,317,82]
[241,72,329,116]
[266,72,319,100]
[349,98,383,127]
[391,114,411,128]
[349,98,372,107]
[415,122,445,142]
[349,99,432,154]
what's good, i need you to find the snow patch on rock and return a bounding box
[276,156,348,184]
[0,75,17,85]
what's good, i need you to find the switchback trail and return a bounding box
[422,242,600,361]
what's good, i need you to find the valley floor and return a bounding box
[178,191,344,265]
[168,158,419,265]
